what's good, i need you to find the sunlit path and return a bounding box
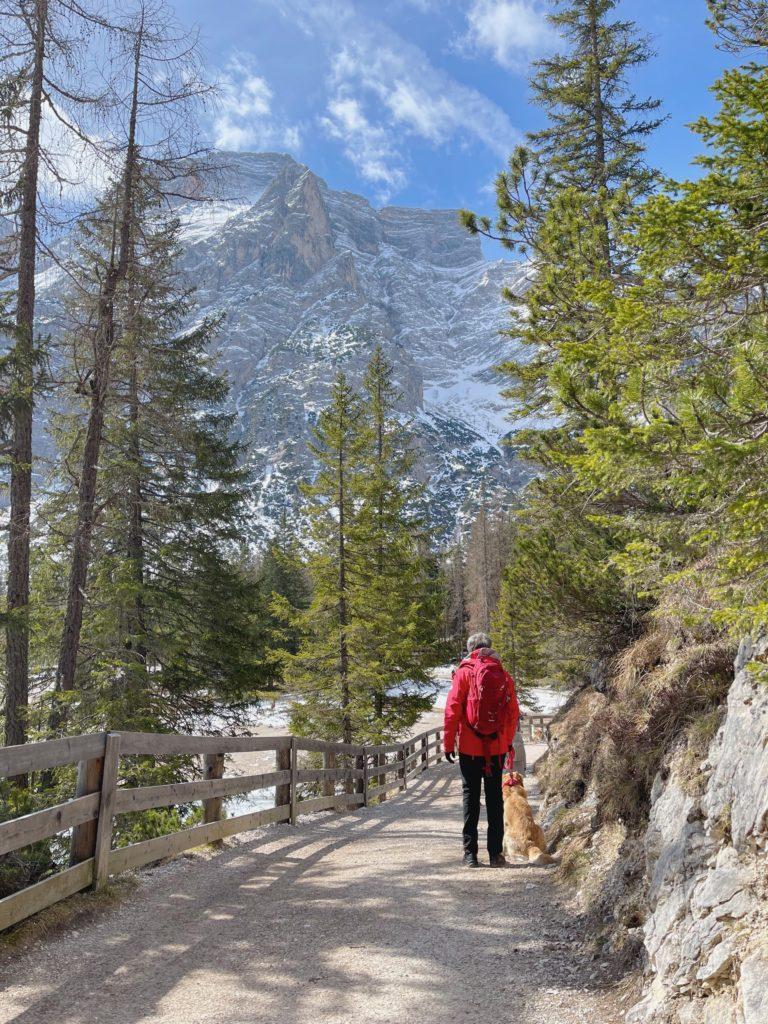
[0,765,622,1024]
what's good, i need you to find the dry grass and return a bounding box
[677,708,726,795]
[543,606,734,829]
[537,579,737,973]
[0,876,138,957]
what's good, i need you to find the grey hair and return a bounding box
[467,632,492,652]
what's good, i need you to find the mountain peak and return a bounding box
[38,151,530,540]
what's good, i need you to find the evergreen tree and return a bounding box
[460,0,664,683]
[34,176,272,739]
[461,0,663,438]
[530,0,663,199]
[257,531,311,660]
[281,373,368,744]
[49,5,211,722]
[706,1,767,49]
[492,480,644,693]
[282,353,443,745]
[354,347,441,742]
[561,0,768,634]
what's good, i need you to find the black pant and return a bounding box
[459,753,504,858]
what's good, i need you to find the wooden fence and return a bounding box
[0,726,444,933]
[520,715,554,743]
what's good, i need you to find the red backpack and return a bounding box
[463,653,511,773]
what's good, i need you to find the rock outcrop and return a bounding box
[629,637,768,1024]
[35,151,531,539]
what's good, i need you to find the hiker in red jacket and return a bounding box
[443,632,520,868]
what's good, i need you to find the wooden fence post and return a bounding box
[290,737,298,825]
[355,752,364,802]
[421,733,428,770]
[93,732,121,890]
[323,748,336,809]
[275,743,291,809]
[378,752,387,803]
[436,728,443,762]
[70,749,105,866]
[362,747,369,807]
[202,753,225,843]
[400,744,406,791]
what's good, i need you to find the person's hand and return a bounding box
[445,751,456,764]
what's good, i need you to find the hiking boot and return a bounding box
[489,853,507,868]
[463,854,480,869]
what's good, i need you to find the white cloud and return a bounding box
[320,97,406,195]
[37,99,113,203]
[274,0,519,198]
[465,0,555,69]
[213,55,301,152]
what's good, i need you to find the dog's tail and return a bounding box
[528,846,561,866]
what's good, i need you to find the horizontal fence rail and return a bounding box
[0,726,443,933]
[520,715,555,743]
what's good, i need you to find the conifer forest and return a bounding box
[2,8,768,1014]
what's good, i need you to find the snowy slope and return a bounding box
[36,151,532,538]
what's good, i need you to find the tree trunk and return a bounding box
[373,375,384,728]
[126,346,147,675]
[587,0,612,271]
[4,0,47,758]
[50,20,143,725]
[337,407,352,749]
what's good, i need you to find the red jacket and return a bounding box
[443,649,520,758]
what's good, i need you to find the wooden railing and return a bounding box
[0,726,444,933]
[520,714,554,742]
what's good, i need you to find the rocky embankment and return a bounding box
[541,636,768,1024]
[629,637,768,1024]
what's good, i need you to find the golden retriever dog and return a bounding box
[502,772,558,866]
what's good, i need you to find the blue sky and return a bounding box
[176,0,733,215]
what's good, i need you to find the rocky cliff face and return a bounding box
[539,633,767,1023]
[32,152,530,538]
[171,152,530,537]
[628,637,768,1024]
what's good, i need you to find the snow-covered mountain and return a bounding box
[178,152,531,537]
[37,151,532,538]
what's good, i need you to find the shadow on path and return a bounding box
[0,766,623,1024]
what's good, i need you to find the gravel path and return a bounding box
[0,765,626,1024]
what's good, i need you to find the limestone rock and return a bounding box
[629,637,768,1023]
[741,952,768,1024]
[36,151,530,540]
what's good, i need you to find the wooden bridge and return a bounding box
[0,726,444,933]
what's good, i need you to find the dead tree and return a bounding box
[0,0,114,753]
[49,0,212,728]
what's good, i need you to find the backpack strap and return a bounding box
[482,736,492,776]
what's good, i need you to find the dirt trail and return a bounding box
[0,765,626,1024]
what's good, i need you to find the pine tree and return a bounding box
[563,0,768,634]
[460,0,663,430]
[458,0,664,683]
[49,4,211,724]
[530,0,663,198]
[492,479,644,692]
[706,1,767,49]
[257,532,311,660]
[282,353,443,745]
[354,347,441,742]
[281,373,368,744]
[34,177,272,739]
